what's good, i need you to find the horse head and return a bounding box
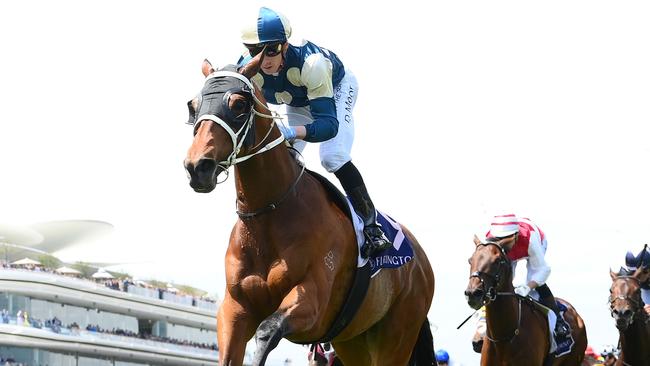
[610,267,645,331]
[184,56,280,193]
[465,234,515,310]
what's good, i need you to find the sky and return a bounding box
[1,0,649,365]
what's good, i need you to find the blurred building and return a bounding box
[0,221,228,365]
[0,267,220,365]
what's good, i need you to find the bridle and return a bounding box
[610,276,647,326]
[470,242,522,343]
[470,242,511,305]
[188,69,305,218]
[190,70,285,179]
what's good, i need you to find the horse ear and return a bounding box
[610,269,618,281]
[473,235,482,247]
[239,52,264,80]
[500,236,516,251]
[201,59,214,77]
[632,266,645,279]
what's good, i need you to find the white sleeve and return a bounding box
[300,53,334,100]
[526,231,551,285]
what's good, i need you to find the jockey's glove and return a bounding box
[514,284,531,297]
[277,123,297,142]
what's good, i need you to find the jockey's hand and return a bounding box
[277,123,297,142]
[645,304,650,315]
[514,285,531,297]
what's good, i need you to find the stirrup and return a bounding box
[554,319,570,337]
[364,226,392,255]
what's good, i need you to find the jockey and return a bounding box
[237,7,391,257]
[486,214,570,337]
[623,246,650,314]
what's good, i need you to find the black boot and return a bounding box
[539,295,570,338]
[347,185,392,258]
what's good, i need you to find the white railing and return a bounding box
[195,299,218,312]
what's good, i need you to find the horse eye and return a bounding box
[229,94,250,113]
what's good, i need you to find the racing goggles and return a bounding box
[245,42,283,58]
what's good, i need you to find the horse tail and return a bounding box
[408,318,437,366]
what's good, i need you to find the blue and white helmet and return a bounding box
[625,246,650,270]
[241,7,292,45]
[435,349,449,362]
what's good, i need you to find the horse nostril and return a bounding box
[621,309,633,318]
[195,158,217,177]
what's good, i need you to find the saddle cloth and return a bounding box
[531,297,575,356]
[344,198,414,277]
[302,168,415,277]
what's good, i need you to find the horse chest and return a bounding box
[236,262,294,308]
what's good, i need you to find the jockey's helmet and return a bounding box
[435,349,449,362]
[600,345,616,357]
[625,247,650,270]
[241,7,292,45]
[489,214,519,238]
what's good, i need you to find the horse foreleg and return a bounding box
[218,296,257,366]
[251,311,290,366]
[252,285,321,366]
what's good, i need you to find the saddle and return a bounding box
[526,296,575,358]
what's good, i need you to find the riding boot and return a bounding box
[539,294,570,338]
[347,185,392,258]
[334,161,392,258]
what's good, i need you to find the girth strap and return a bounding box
[300,261,371,344]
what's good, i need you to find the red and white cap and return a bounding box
[489,214,520,238]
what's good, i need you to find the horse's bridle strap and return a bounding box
[206,70,256,91]
[485,294,522,343]
[236,148,306,219]
[471,242,511,305]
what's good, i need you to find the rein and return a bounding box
[196,70,285,173]
[236,147,306,219]
[485,293,522,343]
[193,70,307,218]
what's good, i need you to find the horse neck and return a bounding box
[233,111,299,214]
[485,275,519,341]
[619,314,650,363]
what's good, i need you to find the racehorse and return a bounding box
[609,268,650,366]
[183,56,436,366]
[464,235,587,365]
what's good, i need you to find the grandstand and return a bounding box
[0,221,235,366]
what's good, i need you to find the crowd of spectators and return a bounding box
[1,261,218,309]
[1,309,217,352]
[0,357,27,366]
[82,324,217,351]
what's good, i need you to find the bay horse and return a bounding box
[465,235,587,365]
[183,57,436,366]
[609,268,650,366]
